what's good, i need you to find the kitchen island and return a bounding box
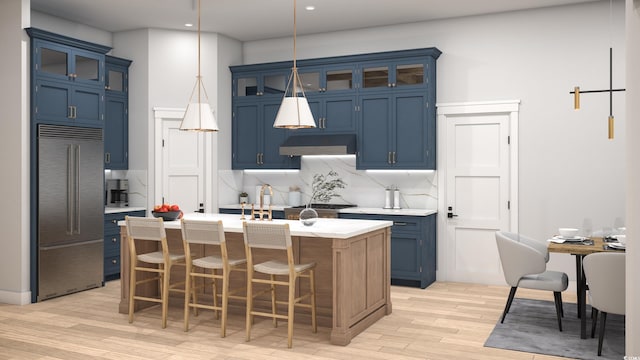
[118,213,392,345]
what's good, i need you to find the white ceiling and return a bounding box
[30,0,601,42]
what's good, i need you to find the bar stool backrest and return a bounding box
[243,222,292,250]
[126,216,166,241]
[181,219,226,246]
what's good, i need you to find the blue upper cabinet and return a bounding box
[230,47,440,170]
[34,78,104,127]
[357,89,435,169]
[232,98,300,169]
[357,51,439,170]
[33,40,105,87]
[27,28,111,128]
[104,56,132,170]
[104,96,128,168]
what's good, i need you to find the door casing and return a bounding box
[436,100,520,284]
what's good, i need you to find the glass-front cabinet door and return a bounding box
[361,59,426,91]
[35,40,103,86]
[106,68,124,92]
[40,46,68,78]
[298,64,355,95]
[235,71,288,97]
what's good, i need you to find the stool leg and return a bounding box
[221,269,230,338]
[310,269,317,333]
[128,261,137,323]
[271,274,277,327]
[184,263,192,332]
[161,264,170,329]
[287,273,296,349]
[245,268,253,342]
[212,269,219,320]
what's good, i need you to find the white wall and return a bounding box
[112,29,150,207]
[243,1,627,279]
[112,29,241,212]
[30,10,112,47]
[625,0,639,354]
[0,0,31,305]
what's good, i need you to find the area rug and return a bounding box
[484,298,624,360]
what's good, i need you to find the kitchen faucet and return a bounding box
[251,184,273,221]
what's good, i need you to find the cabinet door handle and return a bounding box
[393,151,397,164]
[105,152,111,164]
[388,152,392,164]
[388,83,392,88]
[111,237,118,243]
[111,259,118,264]
[68,106,73,119]
[256,153,260,165]
[394,222,408,226]
[111,219,118,224]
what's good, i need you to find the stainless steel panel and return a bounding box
[38,239,103,301]
[38,125,103,247]
[37,124,104,301]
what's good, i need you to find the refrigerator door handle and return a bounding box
[39,238,103,251]
[66,145,74,235]
[74,145,81,234]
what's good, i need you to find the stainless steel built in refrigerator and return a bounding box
[37,124,104,301]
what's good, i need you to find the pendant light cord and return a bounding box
[197,0,202,105]
[292,0,298,99]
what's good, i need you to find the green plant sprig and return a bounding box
[309,170,347,204]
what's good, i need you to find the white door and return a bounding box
[437,101,519,285]
[160,119,204,213]
[152,108,207,214]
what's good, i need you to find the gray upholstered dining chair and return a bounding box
[583,252,625,356]
[495,231,569,331]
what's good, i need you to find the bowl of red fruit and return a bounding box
[152,204,183,221]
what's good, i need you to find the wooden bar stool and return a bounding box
[242,221,317,348]
[181,218,246,336]
[125,216,185,328]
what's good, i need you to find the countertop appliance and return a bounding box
[283,204,356,220]
[106,179,129,207]
[37,124,104,301]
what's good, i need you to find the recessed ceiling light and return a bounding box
[305,5,315,11]
[184,23,193,27]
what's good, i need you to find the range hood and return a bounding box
[279,134,357,156]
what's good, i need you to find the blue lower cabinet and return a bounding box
[219,207,284,220]
[103,210,145,281]
[339,213,436,288]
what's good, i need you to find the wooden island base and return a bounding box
[118,216,392,346]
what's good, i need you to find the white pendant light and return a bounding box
[180,0,219,132]
[273,0,316,129]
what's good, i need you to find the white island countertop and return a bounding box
[105,206,147,214]
[119,213,392,239]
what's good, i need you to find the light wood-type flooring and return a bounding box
[0,281,577,360]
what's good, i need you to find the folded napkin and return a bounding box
[547,236,566,244]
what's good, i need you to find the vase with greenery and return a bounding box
[300,170,347,226]
[239,191,249,204]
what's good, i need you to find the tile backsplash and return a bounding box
[218,156,437,209]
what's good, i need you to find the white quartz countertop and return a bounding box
[118,213,392,239]
[338,207,437,217]
[219,204,287,211]
[105,207,147,214]
[219,204,436,217]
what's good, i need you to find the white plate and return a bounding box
[560,236,586,242]
[608,242,626,249]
